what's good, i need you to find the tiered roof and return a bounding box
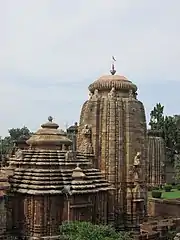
[9,117,111,195]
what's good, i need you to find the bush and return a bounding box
[59,221,133,240]
[176,184,180,190]
[152,186,159,190]
[152,190,162,198]
[164,184,172,192]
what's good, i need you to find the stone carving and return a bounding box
[65,150,76,161]
[133,152,142,182]
[129,89,134,99]
[133,183,143,199]
[15,149,23,160]
[88,92,93,99]
[108,87,116,98]
[134,152,141,167]
[91,89,99,101]
[128,152,142,183]
[79,124,93,154]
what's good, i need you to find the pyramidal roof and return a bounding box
[9,117,112,195]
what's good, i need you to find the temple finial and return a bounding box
[48,116,53,122]
[110,56,116,75]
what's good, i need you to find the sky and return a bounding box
[1,0,180,137]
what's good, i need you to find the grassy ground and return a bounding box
[162,189,180,199]
[149,188,180,199]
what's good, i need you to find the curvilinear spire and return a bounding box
[77,62,147,232]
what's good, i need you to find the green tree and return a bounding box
[0,126,32,156]
[59,221,132,240]
[149,103,164,131]
[8,126,32,141]
[149,103,180,162]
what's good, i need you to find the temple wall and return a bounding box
[148,198,180,218]
[147,135,166,186]
[10,193,64,238]
[0,197,7,239]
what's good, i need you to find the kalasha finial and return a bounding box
[110,56,116,75]
[48,116,53,122]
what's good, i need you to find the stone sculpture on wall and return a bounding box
[15,149,23,160]
[108,87,116,99]
[79,124,93,154]
[91,89,100,101]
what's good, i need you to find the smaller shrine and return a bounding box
[5,117,112,239]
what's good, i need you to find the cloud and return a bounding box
[0,0,180,136]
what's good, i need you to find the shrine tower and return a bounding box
[77,58,148,230]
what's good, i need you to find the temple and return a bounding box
[3,117,112,239]
[0,59,177,239]
[77,59,147,231]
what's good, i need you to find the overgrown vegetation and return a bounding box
[59,221,133,240]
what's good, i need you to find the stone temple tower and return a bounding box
[77,60,147,231]
[147,130,166,187]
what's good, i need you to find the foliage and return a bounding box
[176,184,180,190]
[164,184,172,192]
[59,221,133,240]
[152,186,159,190]
[149,103,180,163]
[8,126,32,141]
[0,126,32,156]
[149,103,164,131]
[151,190,162,198]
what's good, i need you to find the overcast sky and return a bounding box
[1,0,180,136]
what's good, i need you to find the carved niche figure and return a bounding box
[128,152,142,183]
[65,150,76,161]
[133,152,141,167]
[79,124,93,154]
[129,89,134,99]
[108,87,116,98]
[15,149,23,160]
[88,92,93,99]
[133,152,142,182]
[91,89,99,101]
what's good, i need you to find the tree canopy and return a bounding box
[0,126,32,155]
[59,221,132,240]
[149,103,180,162]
